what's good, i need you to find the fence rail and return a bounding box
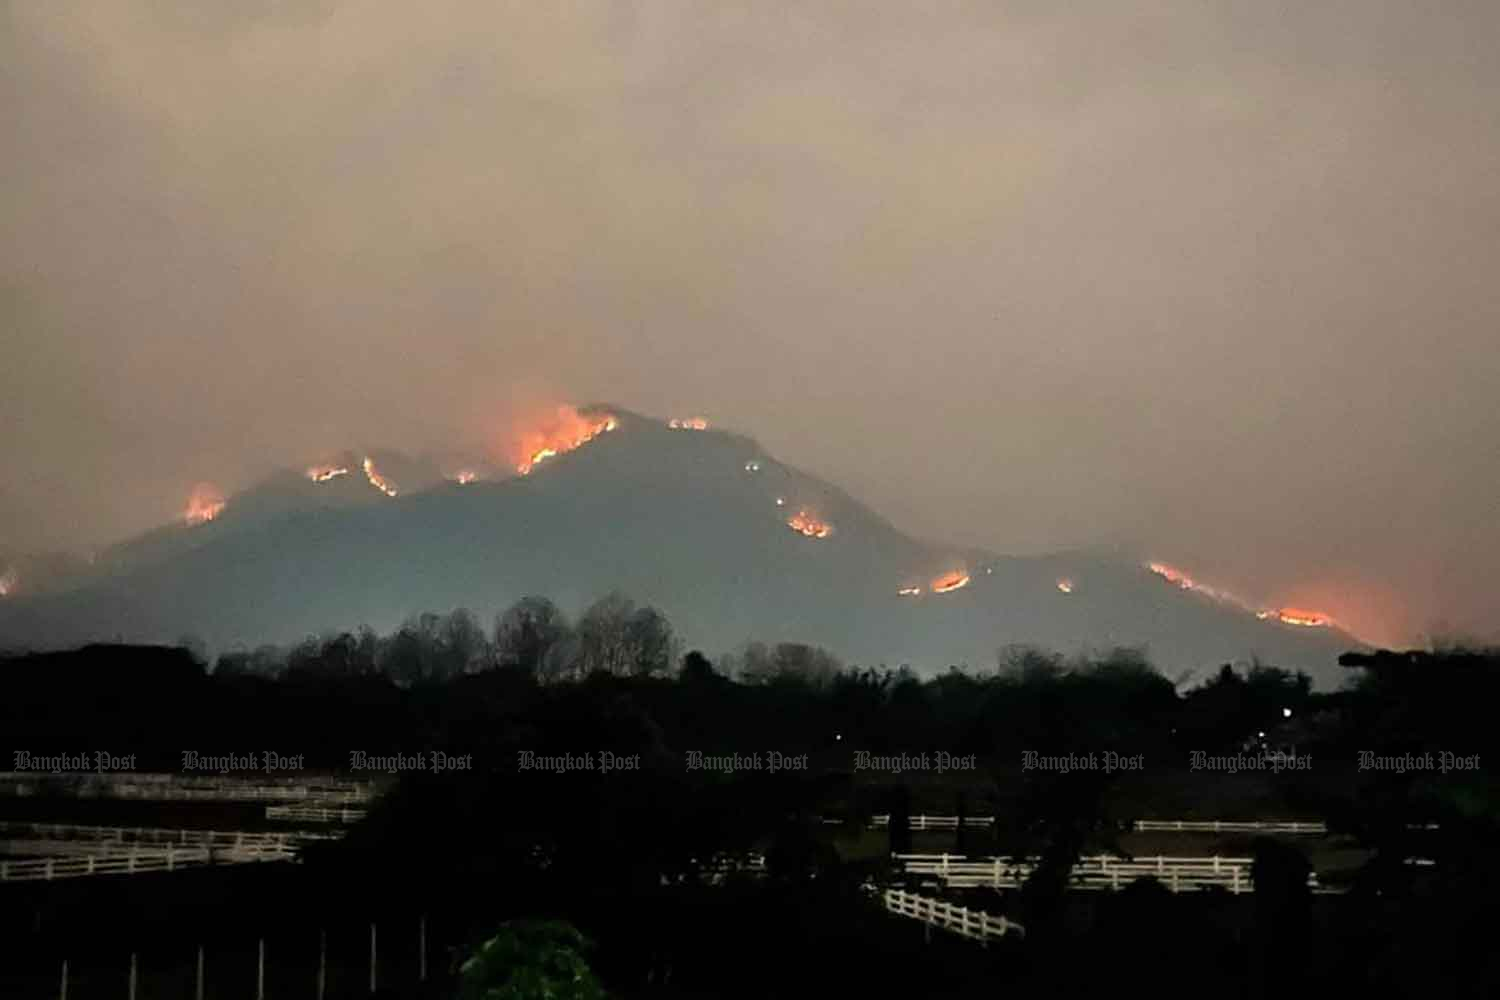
[880,888,1024,943]
[867,815,996,830]
[894,852,1326,895]
[0,820,333,849]
[1133,820,1326,834]
[265,804,369,824]
[0,842,296,882]
[0,772,377,805]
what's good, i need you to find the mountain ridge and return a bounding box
[0,408,1362,686]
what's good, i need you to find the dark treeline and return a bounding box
[3,602,1499,997]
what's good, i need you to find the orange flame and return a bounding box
[1150,561,1336,629]
[306,464,349,483]
[512,406,619,475]
[0,567,17,598]
[669,417,709,430]
[362,457,398,497]
[1148,561,1195,589]
[1272,607,1333,628]
[451,470,480,485]
[787,510,833,539]
[1057,578,1074,594]
[184,484,225,525]
[931,570,970,594]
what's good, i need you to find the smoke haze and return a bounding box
[3,2,1498,648]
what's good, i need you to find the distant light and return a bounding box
[744,460,761,473]
[1258,731,1266,739]
[775,497,785,506]
[1282,707,1292,719]
[1056,579,1074,594]
[834,733,842,742]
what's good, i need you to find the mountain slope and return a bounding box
[0,410,1360,686]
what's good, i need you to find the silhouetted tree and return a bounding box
[494,596,571,675]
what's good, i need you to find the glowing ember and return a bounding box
[183,484,226,525]
[931,570,970,594]
[897,586,922,597]
[775,497,785,506]
[451,470,480,485]
[362,457,399,497]
[1273,607,1333,628]
[1148,561,1195,589]
[786,510,833,539]
[744,460,762,472]
[513,406,619,475]
[306,464,349,483]
[1149,561,1335,629]
[1057,579,1074,594]
[669,417,709,430]
[0,567,17,598]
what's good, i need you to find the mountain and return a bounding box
[0,408,1361,687]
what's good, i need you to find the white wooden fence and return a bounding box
[866,814,997,830]
[1133,820,1326,834]
[894,853,1334,895]
[264,804,368,824]
[0,841,296,882]
[0,821,334,849]
[880,888,1024,943]
[0,773,377,805]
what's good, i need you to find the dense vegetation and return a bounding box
[3,601,1498,997]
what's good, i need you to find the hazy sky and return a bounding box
[3,2,1497,648]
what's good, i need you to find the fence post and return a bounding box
[370,922,377,994]
[128,952,137,1000]
[59,959,67,1000]
[196,944,204,1000]
[255,938,265,1000]
[317,930,326,1000]
[419,915,427,982]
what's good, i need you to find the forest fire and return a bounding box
[0,567,17,598]
[1270,607,1333,628]
[1150,561,1336,629]
[1057,579,1074,594]
[786,510,833,538]
[513,407,619,475]
[183,484,225,525]
[931,570,970,594]
[451,470,480,485]
[362,457,399,497]
[306,464,349,483]
[1148,561,1195,589]
[669,417,709,430]
[898,586,922,597]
